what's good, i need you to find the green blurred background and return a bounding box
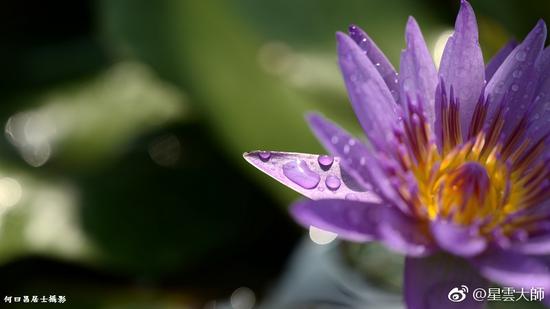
[0,0,548,308]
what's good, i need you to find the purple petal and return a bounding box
[405,254,487,309]
[307,113,411,213]
[528,47,550,143]
[510,234,550,255]
[377,213,435,257]
[485,20,547,137]
[439,0,485,139]
[349,25,400,104]
[431,220,487,257]
[243,151,378,202]
[291,198,434,256]
[485,40,518,82]
[336,32,398,150]
[399,17,438,124]
[537,47,550,84]
[472,249,550,290]
[290,199,382,242]
[433,79,445,150]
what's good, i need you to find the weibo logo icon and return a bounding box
[448,285,469,302]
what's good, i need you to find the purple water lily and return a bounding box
[244,1,550,308]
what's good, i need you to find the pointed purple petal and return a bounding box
[307,113,410,213]
[399,17,438,124]
[291,198,434,256]
[336,32,397,149]
[431,220,487,257]
[348,25,400,104]
[243,151,377,202]
[405,254,487,309]
[485,40,518,81]
[472,249,550,290]
[439,0,485,139]
[486,20,547,137]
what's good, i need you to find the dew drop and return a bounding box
[495,82,505,94]
[258,151,271,161]
[331,136,339,144]
[343,145,350,154]
[544,102,550,111]
[282,160,321,189]
[512,70,522,78]
[375,62,381,67]
[403,78,413,91]
[318,155,334,170]
[515,50,527,62]
[325,175,341,191]
[511,84,519,92]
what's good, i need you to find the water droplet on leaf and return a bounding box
[318,155,334,170]
[283,160,321,189]
[325,175,341,191]
[515,51,527,61]
[259,151,271,161]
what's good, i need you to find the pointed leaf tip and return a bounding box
[244,150,378,202]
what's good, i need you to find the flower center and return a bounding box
[439,162,491,216]
[419,134,510,226]
[391,90,550,237]
[404,131,511,226]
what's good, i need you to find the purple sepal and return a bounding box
[243,151,378,202]
[291,198,434,256]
